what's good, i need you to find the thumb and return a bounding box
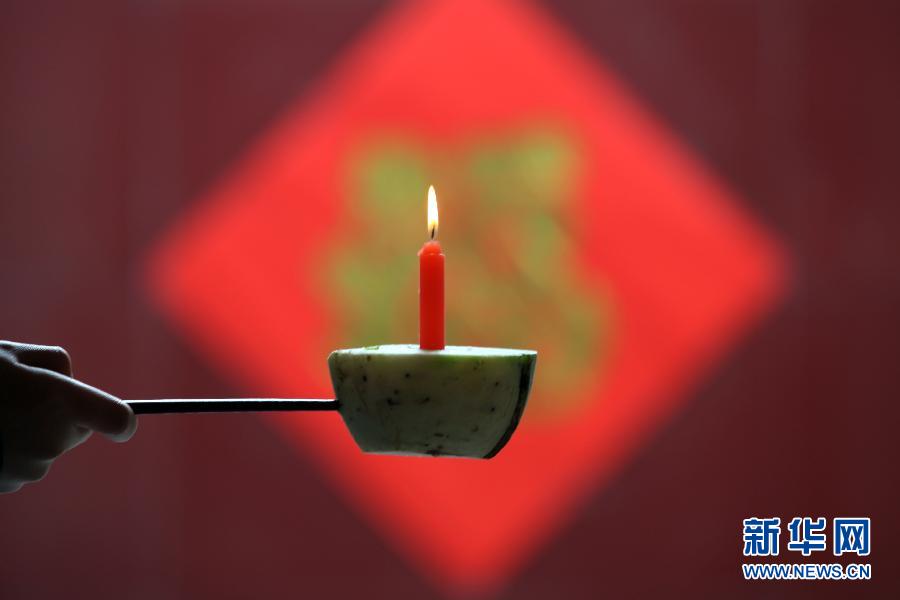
[37,367,138,442]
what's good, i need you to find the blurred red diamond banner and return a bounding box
[147,0,787,594]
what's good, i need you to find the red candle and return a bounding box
[419,185,445,350]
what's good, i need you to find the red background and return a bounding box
[2,1,899,598]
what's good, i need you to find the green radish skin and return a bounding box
[328,345,537,459]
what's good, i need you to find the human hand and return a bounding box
[0,341,136,493]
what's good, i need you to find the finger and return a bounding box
[1,342,73,376]
[0,480,24,494]
[32,367,137,442]
[60,426,93,454]
[1,454,52,484]
[6,418,92,462]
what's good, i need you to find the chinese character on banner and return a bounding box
[834,518,871,557]
[743,518,781,557]
[787,517,827,556]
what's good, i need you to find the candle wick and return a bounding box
[430,225,436,240]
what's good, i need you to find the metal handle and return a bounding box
[126,398,338,415]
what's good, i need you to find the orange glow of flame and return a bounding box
[427,185,438,240]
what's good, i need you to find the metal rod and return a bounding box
[126,398,338,415]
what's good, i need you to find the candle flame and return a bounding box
[427,185,439,240]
